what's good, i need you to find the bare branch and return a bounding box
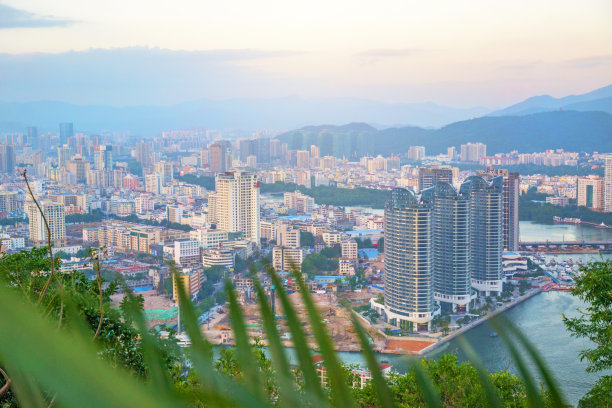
[0,367,11,396]
[21,169,57,305]
[91,247,106,342]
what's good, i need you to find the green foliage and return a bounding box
[260,182,389,209]
[214,289,226,305]
[577,375,612,408]
[518,280,531,296]
[321,244,342,258]
[300,231,315,247]
[377,237,384,252]
[66,209,193,231]
[234,255,248,272]
[0,248,570,408]
[65,210,104,223]
[75,247,91,258]
[54,250,71,260]
[198,280,215,299]
[177,174,215,190]
[126,160,143,177]
[563,260,612,374]
[0,247,180,407]
[159,274,173,295]
[302,253,339,278]
[354,238,374,249]
[563,260,612,407]
[519,188,612,225]
[456,163,601,178]
[353,354,534,407]
[0,218,22,226]
[204,265,226,284]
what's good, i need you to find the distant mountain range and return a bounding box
[0,98,489,134]
[1,83,611,155]
[489,84,612,116]
[276,110,612,156]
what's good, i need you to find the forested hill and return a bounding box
[276,110,612,158]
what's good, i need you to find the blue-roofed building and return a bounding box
[359,248,380,260]
[279,215,312,221]
[345,229,383,241]
[313,275,346,284]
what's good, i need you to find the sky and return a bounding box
[0,0,611,107]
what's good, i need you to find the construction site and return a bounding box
[200,289,437,355]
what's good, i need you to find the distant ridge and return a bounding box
[277,110,612,156]
[489,84,612,116]
[0,98,488,134]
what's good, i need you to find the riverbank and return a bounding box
[417,287,543,355]
[205,286,546,356]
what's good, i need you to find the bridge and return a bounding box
[520,241,612,251]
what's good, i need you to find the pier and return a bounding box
[520,240,612,251]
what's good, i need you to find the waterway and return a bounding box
[259,195,611,404]
[520,220,612,242]
[213,292,600,405]
[334,292,605,406]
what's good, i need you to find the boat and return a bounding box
[489,332,498,337]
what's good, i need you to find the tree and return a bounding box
[300,231,315,247]
[214,288,226,305]
[120,293,145,325]
[353,354,533,407]
[204,265,226,284]
[320,244,341,258]
[76,247,91,258]
[577,376,612,408]
[0,247,180,408]
[234,255,248,272]
[159,275,173,296]
[563,260,612,406]
[54,250,71,260]
[301,253,339,279]
[518,280,531,296]
[377,237,384,252]
[198,280,215,299]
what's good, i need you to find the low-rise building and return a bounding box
[202,248,234,269]
[322,232,342,247]
[545,196,570,206]
[341,239,358,259]
[173,269,201,302]
[173,239,201,266]
[190,228,229,248]
[272,246,304,272]
[338,258,356,276]
[284,190,315,214]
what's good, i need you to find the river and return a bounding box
[260,194,611,404]
[333,292,606,406]
[520,220,612,242]
[213,292,600,405]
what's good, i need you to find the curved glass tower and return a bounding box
[383,188,434,331]
[427,182,473,312]
[460,176,504,296]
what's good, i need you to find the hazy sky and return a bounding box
[1,0,611,107]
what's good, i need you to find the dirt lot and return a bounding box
[201,289,388,352]
[383,338,436,354]
[111,289,176,327]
